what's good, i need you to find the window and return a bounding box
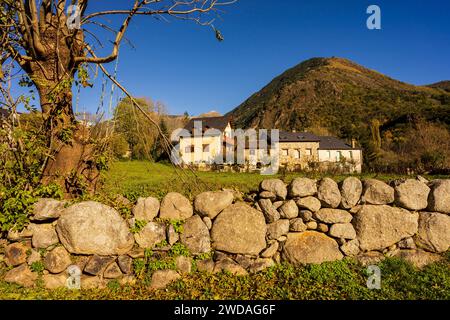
[185,145,194,153]
[305,148,312,156]
[349,151,353,159]
[250,149,256,156]
[327,151,331,159]
[281,149,288,156]
[203,144,210,153]
[293,150,300,159]
[336,151,342,161]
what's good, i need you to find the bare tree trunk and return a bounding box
[37,85,98,195]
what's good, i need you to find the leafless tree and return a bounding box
[0,0,236,191]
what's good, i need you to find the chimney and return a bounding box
[351,138,357,149]
[292,129,296,133]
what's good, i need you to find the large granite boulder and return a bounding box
[289,178,317,198]
[427,180,450,214]
[340,177,362,209]
[394,179,430,211]
[211,202,267,256]
[194,190,234,219]
[282,231,343,265]
[353,205,418,251]
[361,179,394,205]
[56,201,134,255]
[180,215,211,255]
[159,192,193,220]
[414,212,450,253]
[317,178,341,208]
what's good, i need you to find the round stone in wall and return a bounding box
[394,179,430,211]
[159,192,193,220]
[211,202,267,256]
[282,231,343,265]
[56,201,134,255]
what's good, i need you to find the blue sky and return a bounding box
[17,0,450,116]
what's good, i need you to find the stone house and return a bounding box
[176,116,363,173]
[317,136,362,173]
[178,116,234,167]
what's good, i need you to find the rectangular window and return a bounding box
[250,149,256,156]
[327,151,331,159]
[281,149,288,156]
[349,151,353,159]
[305,148,312,156]
[293,150,300,159]
[185,145,195,153]
[203,144,210,153]
[336,151,342,161]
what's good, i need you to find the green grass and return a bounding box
[101,160,449,200]
[0,255,449,300]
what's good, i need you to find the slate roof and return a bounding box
[318,136,360,150]
[183,116,231,134]
[279,131,320,142]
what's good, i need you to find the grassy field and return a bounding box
[101,160,448,200]
[0,255,449,300]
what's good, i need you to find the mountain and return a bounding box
[196,111,223,118]
[428,81,450,92]
[228,57,450,137]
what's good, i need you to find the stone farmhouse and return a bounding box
[175,116,362,173]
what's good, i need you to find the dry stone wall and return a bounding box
[1,177,449,289]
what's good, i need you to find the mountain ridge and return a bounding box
[227,57,450,136]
